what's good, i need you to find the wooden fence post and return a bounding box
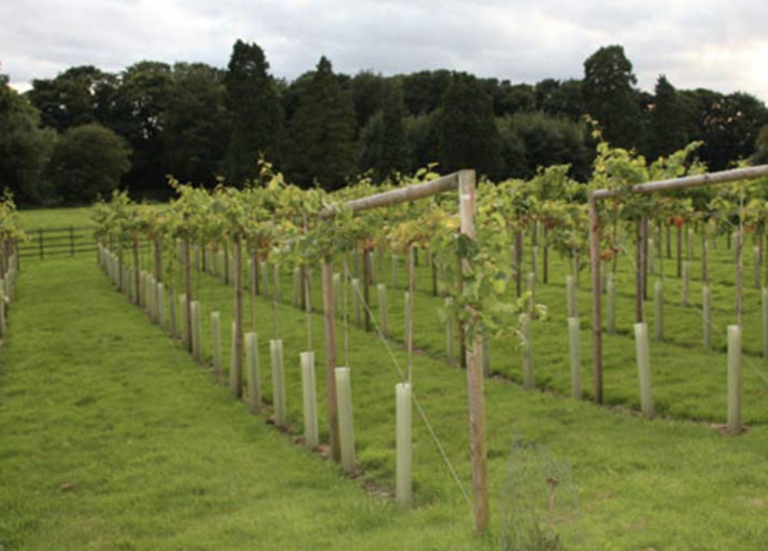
[459,169,489,534]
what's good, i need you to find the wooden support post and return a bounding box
[566,275,578,318]
[654,281,664,342]
[233,236,244,395]
[133,233,141,307]
[249,256,257,330]
[676,226,682,278]
[169,284,177,338]
[588,192,603,404]
[362,247,372,331]
[521,312,534,389]
[763,288,768,361]
[212,311,222,379]
[322,258,340,461]
[391,253,398,288]
[515,230,523,298]
[184,233,193,352]
[157,282,165,327]
[445,297,455,365]
[191,301,202,363]
[702,223,709,284]
[635,218,645,322]
[333,272,341,316]
[246,332,261,412]
[457,253,466,369]
[223,241,230,284]
[377,283,388,337]
[459,169,489,534]
[703,285,712,348]
[543,227,549,284]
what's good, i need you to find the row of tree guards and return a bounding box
[588,164,768,416]
[94,170,490,530]
[0,194,23,343]
[0,241,19,343]
[92,156,768,535]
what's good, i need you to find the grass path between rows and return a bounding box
[0,257,477,550]
[4,255,768,550]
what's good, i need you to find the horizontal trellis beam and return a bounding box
[321,172,462,217]
[593,164,768,201]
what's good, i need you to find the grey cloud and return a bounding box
[1,0,766,102]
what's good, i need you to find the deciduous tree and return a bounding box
[48,123,131,204]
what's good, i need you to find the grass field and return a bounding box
[3,207,768,549]
[17,207,94,229]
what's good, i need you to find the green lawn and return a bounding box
[17,207,94,229]
[4,208,768,549]
[0,256,483,551]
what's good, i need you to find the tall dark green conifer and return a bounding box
[224,40,282,184]
[649,75,688,159]
[359,80,408,180]
[288,56,356,189]
[583,45,640,149]
[437,73,502,179]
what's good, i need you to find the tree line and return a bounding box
[1,42,768,205]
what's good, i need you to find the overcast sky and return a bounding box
[3,0,767,101]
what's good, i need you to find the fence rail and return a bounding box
[18,226,96,259]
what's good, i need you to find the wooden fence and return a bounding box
[18,226,97,260]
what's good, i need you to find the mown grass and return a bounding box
[0,257,484,551]
[4,207,768,549]
[17,207,94,229]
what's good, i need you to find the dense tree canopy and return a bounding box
[755,125,768,165]
[224,40,283,184]
[27,65,114,132]
[48,123,131,204]
[0,79,56,203]
[288,57,356,189]
[164,63,229,186]
[4,40,767,205]
[359,80,408,179]
[583,45,641,149]
[437,73,502,179]
[648,76,689,159]
[107,61,173,194]
[498,113,592,180]
[698,92,768,171]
